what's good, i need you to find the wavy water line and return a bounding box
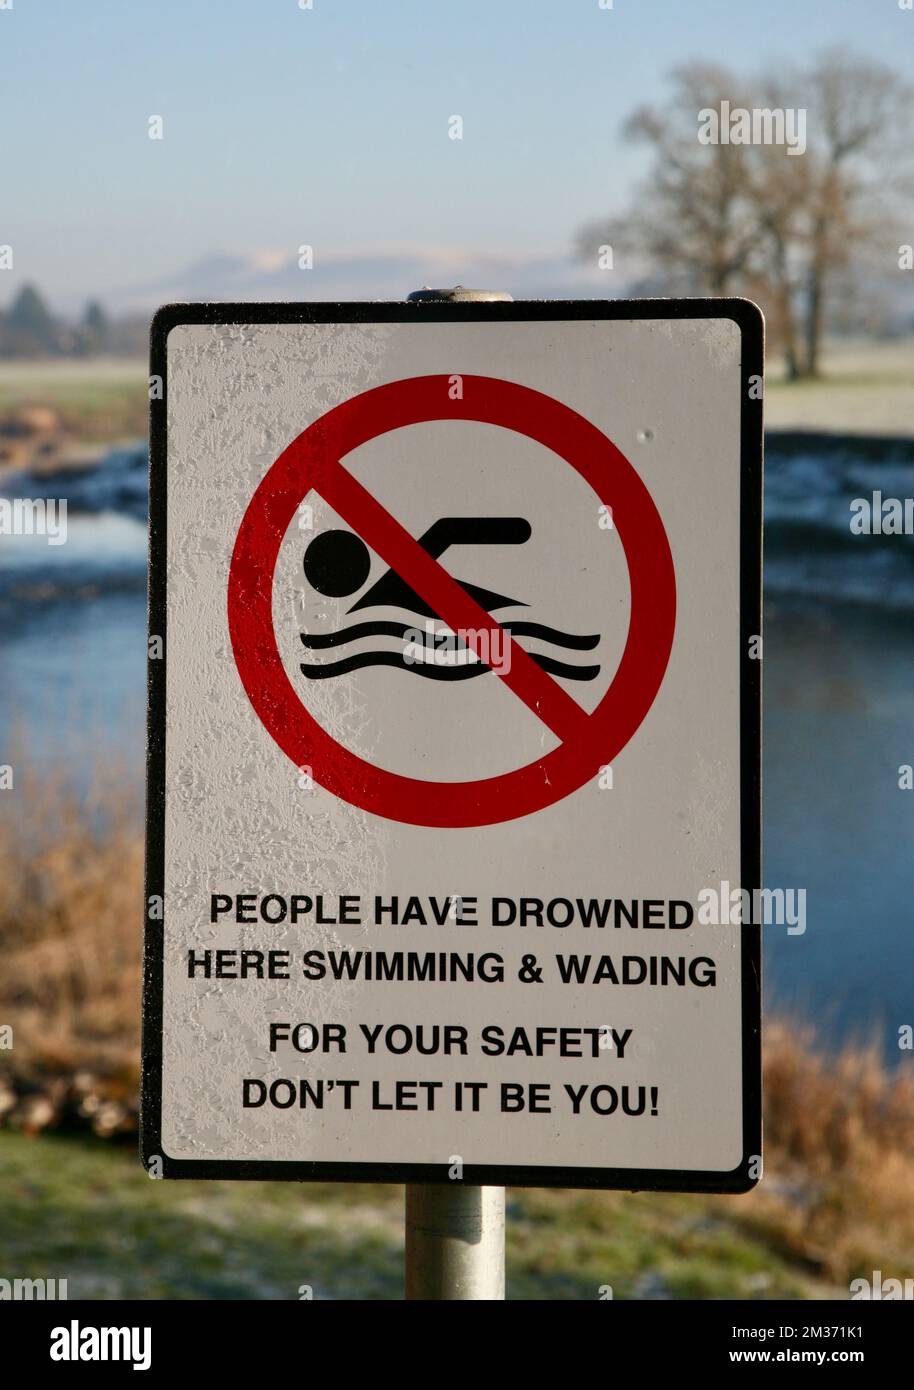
[300,620,600,650]
[300,651,600,680]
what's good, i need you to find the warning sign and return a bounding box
[143,300,762,1191]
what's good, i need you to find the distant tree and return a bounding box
[579,52,913,378]
[82,299,109,353]
[797,49,912,375]
[4,283,58,355]
[578,64,759,297]
[741,76,810,379]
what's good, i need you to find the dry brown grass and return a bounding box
[0,777,142,1083]
[1,792,912,1282]
[724,1019,914,1281]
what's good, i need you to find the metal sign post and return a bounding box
[405,1184,505,1300]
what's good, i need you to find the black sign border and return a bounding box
[142,298,763,1192]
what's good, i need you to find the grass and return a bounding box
[0,1131,403,1301]
[0,358,147,444]
[766,338,914,436]
[0,1130,834,1301]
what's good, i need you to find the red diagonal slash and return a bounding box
[314,458,591,747]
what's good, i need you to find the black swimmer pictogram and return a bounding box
[300,518,600,681]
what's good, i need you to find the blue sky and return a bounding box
[2,0,910,308]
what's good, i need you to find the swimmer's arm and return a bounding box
[417,517,531,559]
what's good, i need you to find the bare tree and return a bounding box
[580,51,913,378]
[578,64,759,296]
[799,49,912,375]
[742,79,810,380]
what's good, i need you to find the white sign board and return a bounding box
[142,300,762,1191]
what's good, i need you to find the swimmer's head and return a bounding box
[303,529,371,597]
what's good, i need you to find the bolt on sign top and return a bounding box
[142,298,762,1192]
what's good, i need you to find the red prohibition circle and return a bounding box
[227,374,676,828]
